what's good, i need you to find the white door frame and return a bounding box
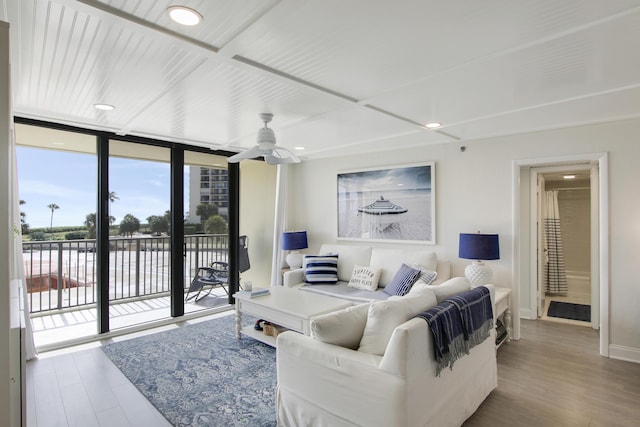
[534,171,546,318]
[530,163,597,327]
[512,152,609,356]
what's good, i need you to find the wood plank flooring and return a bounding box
[465,320,640,426]
[27,316,640,426]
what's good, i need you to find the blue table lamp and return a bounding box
[459,233,500,287]
[281,231,308,269]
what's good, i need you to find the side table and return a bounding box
[494,287,512,349]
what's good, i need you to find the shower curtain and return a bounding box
[544,190,568,294]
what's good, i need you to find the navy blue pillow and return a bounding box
[304,254,339,284]
[383,264,421,296]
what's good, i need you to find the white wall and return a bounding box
[1,19,22,426]
[240,160,277,287]
[287,117,640,361]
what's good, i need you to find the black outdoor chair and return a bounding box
[185,236,251,303]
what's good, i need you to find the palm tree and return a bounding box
[47,203,59,230]
[20,200,29,234]
[108,191,119,224]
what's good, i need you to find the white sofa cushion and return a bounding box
[318,244,372,282]
[432,276,472,302]
[358,289,437,355]
[369,248,438,287]
[433,261,451,285]
[407,274,437,295]
[348,265,382,291]
[310,303,370,350]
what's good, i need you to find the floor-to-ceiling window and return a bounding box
[15,119,237,350]
[15,123,99,348]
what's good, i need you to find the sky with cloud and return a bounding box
[17,147,189,229]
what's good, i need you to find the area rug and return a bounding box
[547,301,591,322]
[101,314,276,427]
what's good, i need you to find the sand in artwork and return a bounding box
[338,189,432,241]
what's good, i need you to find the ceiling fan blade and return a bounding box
[227,145,264,163]
[264,154,300,165]
[270,146,301,162]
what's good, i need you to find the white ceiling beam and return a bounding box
[64,0,452,141]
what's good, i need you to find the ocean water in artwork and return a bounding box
[338,188,432,241]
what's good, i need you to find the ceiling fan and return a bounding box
[227,113,301,165]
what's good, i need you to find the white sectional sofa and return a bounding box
[276,243,498,426]
[282,243,451,301]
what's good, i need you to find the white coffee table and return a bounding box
[233,286,352,347]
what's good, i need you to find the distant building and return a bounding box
[187,166,228,224]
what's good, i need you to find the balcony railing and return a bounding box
[23,234,230,314]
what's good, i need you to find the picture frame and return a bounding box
[337,162,435,244]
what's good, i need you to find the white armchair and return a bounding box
[276,285,498,427]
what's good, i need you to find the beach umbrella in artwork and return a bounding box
[358,196,407,235]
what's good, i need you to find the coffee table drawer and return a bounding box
[234,286,352,346]
[239,301,306,333]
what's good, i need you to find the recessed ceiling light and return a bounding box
[94,103,115,111]
[425,122,442,129]
[294,147,305,151]
[167,6,203,26]
[563,175,576,180]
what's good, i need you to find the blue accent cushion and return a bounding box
[304,255,339,284]
[383,263,421,296]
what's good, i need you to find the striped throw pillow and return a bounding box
[383,263,421,296]
[304,255,339,284]
[416,268,438,286]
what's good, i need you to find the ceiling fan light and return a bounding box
[227,113,301,164]
[167,6,203,26]
[425,121,442,129]
[257,127,276,144]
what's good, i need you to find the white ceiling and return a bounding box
[3,0,640,160]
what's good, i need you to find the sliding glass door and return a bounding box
[108,140,173,330]
[15,123,99,347]
[183,151,231,314]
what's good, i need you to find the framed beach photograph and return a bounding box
[337,162,435,244]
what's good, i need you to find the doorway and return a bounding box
[533,166,594,328]
[513,152,609,356]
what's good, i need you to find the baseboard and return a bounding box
[519,308,535,320]
[609,344,640,364]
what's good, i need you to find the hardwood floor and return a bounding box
[466,320,640,427]
[27,316,640,426]
[26,312,233,427]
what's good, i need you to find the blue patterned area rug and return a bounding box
[101,314,276,427]
[547,301,591,322]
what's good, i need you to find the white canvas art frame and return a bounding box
[337,162,435,244]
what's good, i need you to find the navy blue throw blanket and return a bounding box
[416,286,493,376]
